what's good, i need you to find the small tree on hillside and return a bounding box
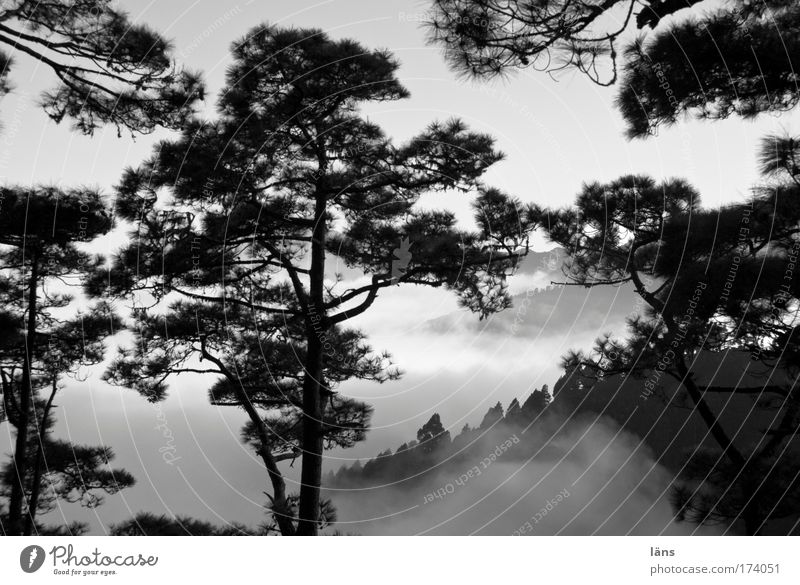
[99,24,536,535]
[417,414,451,455]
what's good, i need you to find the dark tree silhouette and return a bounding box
[0,186,134,535]
[522,384,550,416]
[111,513,256,536]
[426,1,800,138]
[426,0,703,83]
[539,148,800,533]
[417,413,451,455]
[722,134,800,372]
[617,2,800,138]
[102,300,374,536]
[0,0,203,135]
[113,506,333,536]
[98,24,537,535]
[479,401,504,429]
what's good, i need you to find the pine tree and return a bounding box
[427,0,705,83]
[426,1,800,138]
[521,386,550,418]
[617,1,800,138]
[98,24,536,535]
[479,401,504,429]
[0,0,203,135]
[504,397,524,427]
[110,513,255,536]
[539,150,800,533]
[0,186,134,535]
[416,414,451,455]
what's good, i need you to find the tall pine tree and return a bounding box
[99,24,537,535]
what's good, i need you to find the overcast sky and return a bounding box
[1,0,797,534]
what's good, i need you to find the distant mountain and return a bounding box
[326,386,553,490]
[423,246,637,337]
[321,384,731,536]
[516,247,567,275]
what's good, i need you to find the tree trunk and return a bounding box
[8,249,38,535]
[296,337,324,535]
[235,386,295,535]
[678,364,746,469]
[296,183,327,536]
[23,376,57,536]
[199,343,295,535]
[258,438,295,536]
[676,360,761,534]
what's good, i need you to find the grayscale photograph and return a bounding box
[0,0,798,547]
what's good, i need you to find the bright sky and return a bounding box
[1,0,791,211]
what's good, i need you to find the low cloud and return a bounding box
[327,413,722,535]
